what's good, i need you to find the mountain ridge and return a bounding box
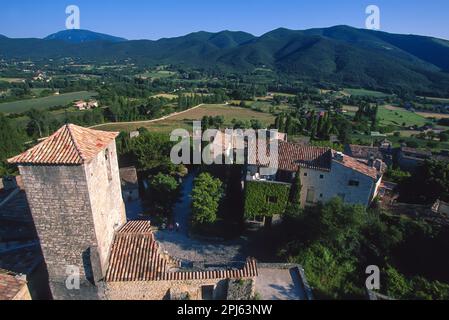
[1,26,449,95]
[44,29,127,43]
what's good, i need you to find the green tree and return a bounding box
[289,168,302,205]
[384,265,412,298]
[398,160,449,204]
[129,131,176,173]
[149,173,180,215]
[0,113,25,175]
[191,173,223,225]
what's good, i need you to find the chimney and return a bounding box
[368,155,375,167]
[374,159,384,172]
[334,152,344,162]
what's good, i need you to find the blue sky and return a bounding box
[1,0,448,40]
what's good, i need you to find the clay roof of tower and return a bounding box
[0,269,28,300]
[8,124,119,165]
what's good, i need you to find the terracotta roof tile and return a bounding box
[8,124,118,165]
[0,270,28,300]
[334,152,380,180]
[345,145,383,160]
[106,221,258,282]
[248,141,332,172]
[249,141,381,179]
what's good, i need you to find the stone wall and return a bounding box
[105,279,230,300]
[84,141,126,275]
[18,164,99,299]
[299,161,377,207]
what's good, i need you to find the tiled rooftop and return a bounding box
[334,152,380,180]
[249,141,381,179]
[345,144,384,160]
[8,124,118,165]
[248,141,332,172]
[106,221,258,282]
[0,270,28,300]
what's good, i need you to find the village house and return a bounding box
[397,147,432,172]
[246,141,384,209]
[73,99,99,111]
[6,124,311,300]
[119,167,140,202]
[344,143,393,166]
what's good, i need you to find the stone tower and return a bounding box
[8,124,126,300]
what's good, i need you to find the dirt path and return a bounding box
[89,103,204,129]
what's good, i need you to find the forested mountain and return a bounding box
[1,26,449,95]
[44,29,127,43]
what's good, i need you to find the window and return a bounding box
[320,174,324,179]
[267,196,278,204]
[320,193,323,198]
[201,285,215,300]
[304,172,308,177]
[306,188,315,203]
[105,149,112,181]
[348,180,360,187]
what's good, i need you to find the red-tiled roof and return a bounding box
[106,221,258,282]
[345,145,383,160]
[249,141,381,179]
[248,141,332,172]
[0,270,28,300]
[8,124,118,165]
[334,152,380,180]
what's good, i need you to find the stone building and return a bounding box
[397,147,432,172]
[104,221,258,300]
[7,124,272,300]
[8,124,127,300]
[246,141,384,208]
[119,167,139,202]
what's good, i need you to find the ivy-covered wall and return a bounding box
[244,181,290,219]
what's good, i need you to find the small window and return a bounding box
[267,196,278,204]
[320,174,324,179]
[105,149,112,181]
[348,180,359,187]
[320,193,323,198]
[306,188,315,203]
[304,172,308,177]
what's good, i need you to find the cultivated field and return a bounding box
[418,96,449,103]
[0,77,25,83]
[97,104,275,133]
[151,93,178,99]
[377,105,427,127]
[0,91,97,114]
[343,88,390,98]
[139,70,177,79]
[416,112,449,119]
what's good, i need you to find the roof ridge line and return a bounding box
[65,124,86,162]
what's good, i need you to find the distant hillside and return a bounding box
[44,29,127,43]
[1,26,449,95]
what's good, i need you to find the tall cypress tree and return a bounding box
[289,167,302,205]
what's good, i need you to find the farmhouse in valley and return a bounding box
[73,99,99,110]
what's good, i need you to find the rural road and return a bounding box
[89,103,204,129]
